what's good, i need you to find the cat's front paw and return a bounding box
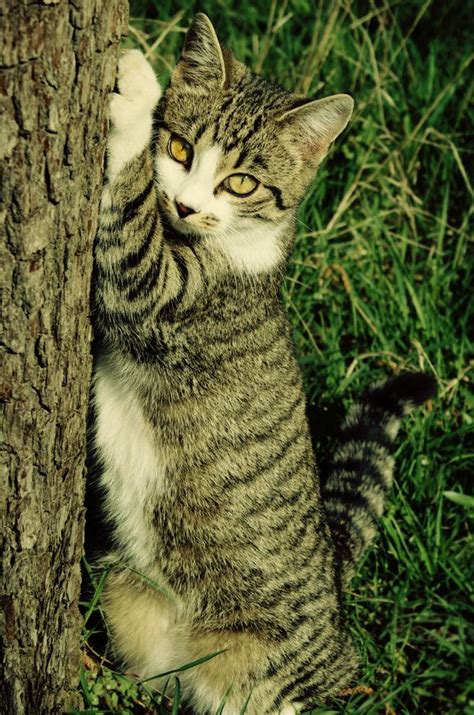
[107,50,161,183]
[110,50,161,128]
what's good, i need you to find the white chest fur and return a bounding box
[93,360,165,570]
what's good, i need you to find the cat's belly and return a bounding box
[93,359,167,572]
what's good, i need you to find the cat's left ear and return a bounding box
[173,13,226,88]
[277,94,354,165]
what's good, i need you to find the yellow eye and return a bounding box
[168,134,193,166]
[224,174,259,197]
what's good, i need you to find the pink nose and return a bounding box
[175,201,196,219]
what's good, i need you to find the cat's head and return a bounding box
[154,14,353,274]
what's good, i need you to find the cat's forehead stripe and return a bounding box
[194,123,207,143]
[233,148,248,170]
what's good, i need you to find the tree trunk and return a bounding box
[1,1,128,712]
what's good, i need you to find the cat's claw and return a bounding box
[107,50,161,183]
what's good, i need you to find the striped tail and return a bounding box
[322,372,437,584]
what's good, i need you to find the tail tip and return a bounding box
[366,371,437,413]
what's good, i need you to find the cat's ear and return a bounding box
[173,13,226,88]
[277,94,354,165]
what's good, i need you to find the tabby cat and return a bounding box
[91,14,436,714]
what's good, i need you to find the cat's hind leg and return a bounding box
[176,630,306,715]
[101,569,184,680]
[102,577,282,713]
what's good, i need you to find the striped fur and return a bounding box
[89,14,435,714]
[323,373,437,585]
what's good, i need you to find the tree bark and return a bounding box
[1,1,128,712]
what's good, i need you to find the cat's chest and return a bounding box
[93,360,167,568]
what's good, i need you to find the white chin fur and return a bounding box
[162,203,284,275]
[209,222,284,274]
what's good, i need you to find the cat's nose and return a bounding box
[175,201,197,219]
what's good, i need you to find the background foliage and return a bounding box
[80,1,473,713]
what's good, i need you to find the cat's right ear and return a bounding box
[173,13,226,88]
[277,94,354,166]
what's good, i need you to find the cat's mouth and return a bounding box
[173,205,220,233]
[169,211,216,237]
[159,203,204,246]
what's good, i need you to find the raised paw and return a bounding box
[111,50,161,118]
[107,50,162,182]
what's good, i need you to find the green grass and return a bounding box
[80,1,473,712]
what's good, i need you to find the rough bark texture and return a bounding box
[1,1,128,712]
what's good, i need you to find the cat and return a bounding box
[90,13,436,715]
